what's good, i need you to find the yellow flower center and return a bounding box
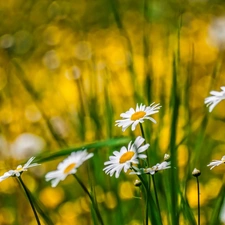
[64,163,76,174]
[15,165,23,172]
[119,151,135,164]
[131,111,146,121]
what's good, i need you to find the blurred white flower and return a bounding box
[207,155,225,170]
[103,136,149,178]
[0,34,14,48]
[10,133,45,159]
[45,150,94,187]
[115,103,161,132]
[204,86,225,112]
[25,105,42,122]
[208,16,225,49]
[50,116,68,138]
[74,41,92,61]
[43,50,60,70]
[65,66,81,80]
[0,157,40,182]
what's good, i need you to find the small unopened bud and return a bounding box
[164,154,170,161]
[192,168,201,177]
[134,179,142,187]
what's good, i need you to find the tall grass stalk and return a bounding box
[152,175,163,225]
[192,169,201,225]
[73,174,104,225]
[17,176,41,225]
[168,54,180,225]
[196,176,200,225]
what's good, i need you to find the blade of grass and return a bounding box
[35,137,130,163]
[108,0,140,102]
[168,53,180,225]
[180,191,197,225]
[210,185,225,225]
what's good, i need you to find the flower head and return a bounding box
[115,103,161,132]
[45,150,94,187]
[207,155,225,170]
[103,136,149,178]
[0,157,40,182]
[205,86,225,112]
[131,161,171,175]
[192,168,201,177]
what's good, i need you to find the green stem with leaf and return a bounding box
[17,176,41,225]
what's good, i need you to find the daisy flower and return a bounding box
[205,86,225,112]
[145,161,171,175]
[115,103,161,132]
[207,155,225,170]
[0,157,40,182]
[131,160,171,175]
[103,136,149,178]
[45,150,94,187]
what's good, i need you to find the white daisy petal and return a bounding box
[0,171,13,182]
[205,86,225,112]
[133,136,145,149]
[137,144,150,153]
[138,154,147,159]
[207,156,225,170]
[115,103,161,132]
[45,149,93,187]
[131,120,139,131]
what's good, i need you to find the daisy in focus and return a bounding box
[115,103,161,132]
[103,136,149,178]
[207,155,225,170]
[205,86,225,112]
[0,157,40,182]
[45,150,94,187]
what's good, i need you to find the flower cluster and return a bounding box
[104,103,170,179]
[205,86,225,171]
[0,150,94,187]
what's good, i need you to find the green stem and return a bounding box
[196,177,200,225]
[139,123,149,225]
[137,174,149,225]
[140,123,146,140]
[17,176,41,225]
[152,175,163,225]
[73,174,104,225]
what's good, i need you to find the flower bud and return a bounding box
[192,168,201,177]
[134,179,142,187]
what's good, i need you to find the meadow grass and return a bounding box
[1,1,225,225]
